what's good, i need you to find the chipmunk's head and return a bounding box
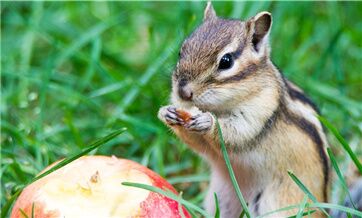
[172,2,279,112]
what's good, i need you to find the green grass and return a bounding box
[1,1,362,217]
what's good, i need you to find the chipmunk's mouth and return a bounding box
[192,87,241,113]
[172,83,222,112]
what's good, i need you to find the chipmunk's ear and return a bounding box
[203,2,217,21]
[247,11,272,52]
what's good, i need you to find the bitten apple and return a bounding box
[11,156,190,218]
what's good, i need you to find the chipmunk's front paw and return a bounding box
[185,112,214,133]
[158,106,184,126]
[158,106,214,133]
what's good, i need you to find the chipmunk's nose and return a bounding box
[178,78,193,101]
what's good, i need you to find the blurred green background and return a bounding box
[1,1,361,212]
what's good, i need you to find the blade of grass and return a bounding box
[214,193,220,218]
[296,195,309,218]
[79,37,102,91]
[89,81,130,98]
[287,171,330,217]
[257,202,362,218]
[289,210,316,218]
[257,204,300,218]
[154,135,166,177]
[122,182,211,218]
[239,210,246,218]
[318,116,362,174]
[213,115,251,218]
[19,208,29,218]
[189,190,207,205]
[178,192,187,218]
[327,148,357,209]
[168,173,209,185]
[140,147,153,166]
[312,29,343,79]
[184,202,197,218]
[311,202,362,217]
[31,203,34,218]
[1,189,22,218]
[55,17,119,66]
[307,209,313,218]
[164,161,192,175]
[1,128,126,218]
[64,111,83,148]
[18,2,43,104]
[288,171,317,202]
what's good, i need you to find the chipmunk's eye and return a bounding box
[218,53,233,70]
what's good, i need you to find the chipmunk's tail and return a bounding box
[330,178,362,218]
[330,162,362,218]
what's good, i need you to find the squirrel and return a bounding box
[158,2,330,217]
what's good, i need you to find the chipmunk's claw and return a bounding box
[158,106,184,126]
[185,112,213,132]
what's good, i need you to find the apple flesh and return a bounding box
[11,156,191,218]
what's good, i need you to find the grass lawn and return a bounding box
[1,1,361,217]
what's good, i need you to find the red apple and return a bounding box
[11,156,191,218]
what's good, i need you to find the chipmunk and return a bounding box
[158,2,330,217]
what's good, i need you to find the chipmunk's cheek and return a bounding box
[193,89,218,108]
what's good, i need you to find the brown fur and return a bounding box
[158,3,329,217]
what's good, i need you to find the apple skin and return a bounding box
[11,156,191,218]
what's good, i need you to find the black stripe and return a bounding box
[229,38,246,60]
[231,106,280,153]
[278,69,329,198]
[274,63,320,113]
[292,116,323,145]
[253,191,263,215]
[287,84,320,114]
[217,57,267,84]
[231,46,243,60]
[218,63,259,83]
[286,112,329,202]
[253,107,280,143]
[280,74,320,114]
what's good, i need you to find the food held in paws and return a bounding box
[176,109,192,123]
[11,156,190,218]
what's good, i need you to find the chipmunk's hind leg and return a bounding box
[257,180,325,218]
[204,172,242,218]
